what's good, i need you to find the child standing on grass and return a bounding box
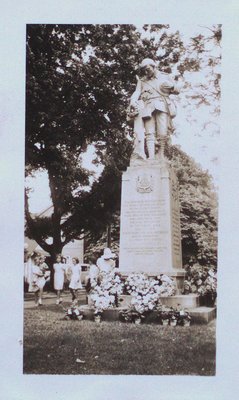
[39,256,50,286]
[67,257,82,305]
[53,254,67,305]
[85,255,99,292]
[62,256,71,290]
[29,256,47,306]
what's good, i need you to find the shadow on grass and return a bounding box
[23,307,216,376]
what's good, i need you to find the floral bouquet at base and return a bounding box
[94,310,103,323]
[90,271,124,310]
[183,265,217,306]
[203,270,217,306]
[155,275,176,297]
[99,271,124,306]
[183,314,191,326]
[168,308,178,326]
[156,305,170,326]
[123,273,176,323]
[175,307,192,326]
[90,272,125,321]
[99,271,124,294]
[90,287,116,312]
[125,273,150,296]
[130,292,158,315]
[119,309,133,323]
[119,307,146,324]
[125,272,176,298]
[64,306,84,321]
[161,314,169,326]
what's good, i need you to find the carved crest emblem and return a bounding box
[136,173,154,193]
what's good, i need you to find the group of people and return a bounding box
[26,247,117,307]
[28,254,83,306]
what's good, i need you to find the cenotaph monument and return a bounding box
[82,58,215,321]
[119,58,185,291]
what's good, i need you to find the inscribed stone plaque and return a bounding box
[119,161,182,275]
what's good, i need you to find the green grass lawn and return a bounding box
[24,305,216,375]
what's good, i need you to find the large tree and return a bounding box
[25,24,220,264]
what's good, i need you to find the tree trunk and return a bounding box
[107,224,111,248]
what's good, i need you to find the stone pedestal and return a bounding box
[119,159,183,281]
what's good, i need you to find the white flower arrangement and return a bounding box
[90,272,177,317]
[90,288,116,313]
[90,272,124,314]
[99,271,124,296]
[204,274,217,294]
[125,273,149,296]
[124,273,176,315]
[156,305,192,326]
[183,266,217,298]
[156,274,176,297]
[65,306,84,320]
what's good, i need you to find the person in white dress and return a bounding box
[53,254,67,304]
[85,255,100,292]
[39,255,50,283]
[29,256,49,306]
[67,257,82,304]
[24,243,32,292]
[89,263,99,287]
[96,248,116,274]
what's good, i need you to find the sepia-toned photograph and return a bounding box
[23,23,220,375]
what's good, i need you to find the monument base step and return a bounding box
[189,306,216,324]
[117,293,200,309]
[159,294,200,309]
[79,305,216,324]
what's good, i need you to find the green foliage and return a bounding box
[183,264,217,296]
[168,145,218,266]
[25,216,53,241]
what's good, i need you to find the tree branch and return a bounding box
[25,189,52,254]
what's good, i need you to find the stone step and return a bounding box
[189,306,216,324]
[117,294,200,309]
[159,294,200,309]
[79,305,216,324]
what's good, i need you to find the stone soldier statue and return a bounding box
[128,58,179,160]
